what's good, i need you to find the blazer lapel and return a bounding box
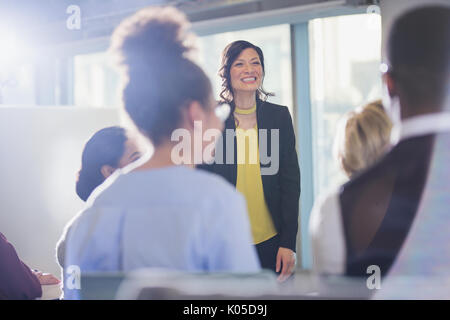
[224,102,237,186]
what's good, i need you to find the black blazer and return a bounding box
[199,98,301,252]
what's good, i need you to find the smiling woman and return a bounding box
[196,24,292,112]
[218,40,273,106]
[200,40,301,282]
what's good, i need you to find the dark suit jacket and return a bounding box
[339,134,436,277]
[199,99,301,252]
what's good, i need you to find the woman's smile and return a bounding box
[241,76,257,83]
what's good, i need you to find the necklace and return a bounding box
[234,104,256,115]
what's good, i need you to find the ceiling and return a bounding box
[0,0,376,46]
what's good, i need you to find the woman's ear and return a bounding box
[100,165,116,179]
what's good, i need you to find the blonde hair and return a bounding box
[334,100,393,178]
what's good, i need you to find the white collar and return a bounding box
[390,112,450,145]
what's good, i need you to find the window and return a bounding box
[70,15,381,202]
[74,52,121,107]
[309,13,382,197]
[72,24,293,112]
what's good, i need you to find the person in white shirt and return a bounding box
[309,100,392,275]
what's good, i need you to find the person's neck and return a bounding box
[136,141,194,171]
[234,92,256,110]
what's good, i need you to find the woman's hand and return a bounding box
[276,247,296,282]
[32,270,61,285]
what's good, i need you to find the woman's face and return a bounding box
[118,138,141,168]
[100,138,141,179]
[229,48,263,96]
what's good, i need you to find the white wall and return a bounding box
[0,106,120,276]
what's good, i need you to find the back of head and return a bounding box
[110,6,212,146]
[387,5,450,109]
[335,100,393,178]
[76,126,127,201]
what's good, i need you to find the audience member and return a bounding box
[0,232,59,299]
[56,126,141,269]
[309,6,450,280]
[76,126,141,202]
[310,100,392,274]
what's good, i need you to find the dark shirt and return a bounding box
[0,232,42,300]
[339,134,435,277]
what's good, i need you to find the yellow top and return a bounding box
[235,122,277,244]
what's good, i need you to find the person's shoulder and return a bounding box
[259,100,293,127]
[189,168,246,210]
[84,169,124,205]
[85,167,149,205]
[64,205,97,237]
[310,186,346,275]
[190,167,239,196]
[340,145,397,196]
[310,187,341,228]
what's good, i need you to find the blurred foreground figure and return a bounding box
[62,6,259,300]
[374,5,450,299]
[0,233,59,299]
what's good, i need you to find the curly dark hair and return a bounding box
[109,6,213,146]
[218,40,274,104]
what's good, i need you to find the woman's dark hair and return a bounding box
[76,126,127,201]
[109,6,213,146]
[219,40,274,104]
